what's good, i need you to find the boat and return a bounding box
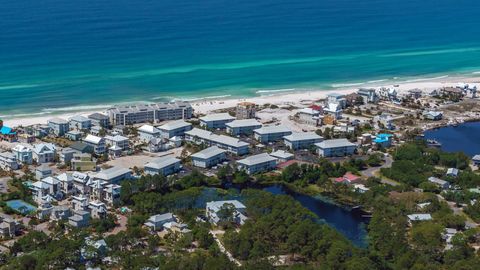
[426,139,442,147]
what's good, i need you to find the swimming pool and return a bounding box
[6,199,37,215]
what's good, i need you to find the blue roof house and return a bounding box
[374,133,393,148]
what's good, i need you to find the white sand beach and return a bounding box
[4,76,480,128]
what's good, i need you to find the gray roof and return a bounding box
[191,146,226,159]
[88,113,109,120]
[473,155,480,161]
[107,101,192,114]
[158,120,192,131]
[186,128,249,148]
[148,213,174,223]
[105,135,129,142]
[407,214,432,221]
[48,117,68,124]
[237,153,277,166]
[283,132,323,142]
[200,113,235,122]
[206,200,246,212]
[428,176,449,186]
[270,150,294,159]
[145,156,180,170]
[94,167,131,181]
[69,115,90,123]
[226,119,262,128]
[315,138,356,149]
[254,125,291,135]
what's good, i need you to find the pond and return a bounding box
[424,121,480,157]
[193,184,369,247]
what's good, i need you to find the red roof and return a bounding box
[335,172,360,183]
[309,105,323,111]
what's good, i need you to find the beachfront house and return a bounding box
[253,126,292,144]
[473,155,480,166]
[200,113,235,129]
[144,213,176,231]
[106,101,193,126]
[236,102,257,119]
[191,146,227,168]
[226,119,262,136]
[269,150,294,163]
[48,117,69,136]
[88,113,110,128]
[0,121,17,142]
[185,128,249,155]
[83,134,106,155]
[428,176,450,190]
[357,88,379,104]
[326,93,347,109]
[0,152,19,171]
[12,145,33,165]
[237,153,278,175]
[69,115,92,131]
[32,143,56,163]
[158,120,192,139]
[315,138,357,157]
[206,200,247,226]
[144,156,181,176]
[93,166,131,184]
[138,125,161,143]
[297,107,323,126]
[283,132,323,150]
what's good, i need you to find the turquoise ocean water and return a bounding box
[1,0,480,118]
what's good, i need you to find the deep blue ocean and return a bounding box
[1,0,480,117]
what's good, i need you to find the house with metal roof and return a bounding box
[283,132,323,150]
[105,135,129,151]
[315,139,357,157]
[374,133,394,148]
[83,134,106,155]
[226,119,262,136]
[428,176,450,190]
[185,128,249,155]
[407,213,432,223]
[206,200,247,225]
[48,117,69,136]
[12,145,33,164]
[253,126,292,144]
[270,150,294,163]
[144,156,181,176]
[158,120,192,139]
[199,113,235,129]
[473,155,480,166]
[237,153,278,175]
[191,146,227,168]
[0,152,19,171]
[88,113,110,128]
[138,124,161,143]
[144,213,176,231]
[93,166,131,184]
[69,115,92,131]
[32,143,56,163]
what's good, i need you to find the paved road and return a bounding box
[360,155,399,186]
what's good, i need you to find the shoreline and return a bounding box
[4,74,480,128]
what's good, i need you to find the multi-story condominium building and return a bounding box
[32,143,56,163]
[12,145,33,164]
[144,156,181,176]
[105,135,129,151]
[315,139,357,157]
[185,128,249,155]
[226,119,262,136]
[83,134,106,155]
[138,125,161,143]
[47,117,69,136]
[0,152,19,171]
[199,113,235,129]
[69,115,92,131]
[283,132,323,150]
[158,120,192,139]
[253,126,292,144]
[237,153,278,175]
[106,101,193,126]
[235,102,257,119]
[191,146,227,168]
[88,113,110,128]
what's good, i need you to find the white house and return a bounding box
[315,139,357,157]
[105,135,129,151]
[407,213,432,223]
[225,119,262,136]
[323,103,342,119]
[253,126,292,144]
[237,153,278,175]
[83,134,106,155]
[144,156,181,176]
[191,146,227,168]
[206,200,247,225]
[32,143,56,163]
[144,213,176,231]
[69,115,92,131]
[48,117,69,136]
[12,145,33,164]
[283,132,323,150]
[158,120,192,139]
[0,152,19,171]
[326,93,347,108]
[199,113,235,129]
[138,125,161,143]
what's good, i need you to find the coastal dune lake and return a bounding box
[424,121,480,157]
[2,0,480,117]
